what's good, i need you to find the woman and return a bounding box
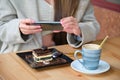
[0,0,100,53]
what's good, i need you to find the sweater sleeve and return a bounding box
[67,3,100,48]
[0,0,33,45]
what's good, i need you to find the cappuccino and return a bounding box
[74,43,102,70]
[83,44,100,50]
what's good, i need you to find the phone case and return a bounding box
[30,22,63,31]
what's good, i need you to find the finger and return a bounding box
[61,16,75,24]
[27,25,41,30]
[20,23,41,30]
[62,22,75,29]
[20,28,42,35]
[53,30,62,33]
[61,20,76,28]
[20,19,35,24]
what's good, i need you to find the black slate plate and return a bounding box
[16,48,73,69]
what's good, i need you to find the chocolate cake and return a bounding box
[23,48,68,68]
[32,48,53,62]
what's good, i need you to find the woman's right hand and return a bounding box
[19,19,42,35]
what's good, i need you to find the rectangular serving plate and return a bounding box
[16,48,73,69]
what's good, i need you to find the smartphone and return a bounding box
[30,21,63,31]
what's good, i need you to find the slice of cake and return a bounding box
[32,48,53,62]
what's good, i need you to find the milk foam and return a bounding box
[83,44,100,50]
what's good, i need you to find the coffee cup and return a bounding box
[74,44,102,70]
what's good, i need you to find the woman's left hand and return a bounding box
[60,16,81,36]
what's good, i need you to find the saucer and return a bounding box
[71,59,110,75]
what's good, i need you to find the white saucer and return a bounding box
[71,59,110,75]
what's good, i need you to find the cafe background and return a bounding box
[92,0,120,40]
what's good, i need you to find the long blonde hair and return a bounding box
[54,0,80,21]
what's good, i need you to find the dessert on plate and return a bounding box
[32,47,53,63]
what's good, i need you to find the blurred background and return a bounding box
[91,0,120,40]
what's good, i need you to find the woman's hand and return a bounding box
[60,16,81,36]
[19,19,42,35]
